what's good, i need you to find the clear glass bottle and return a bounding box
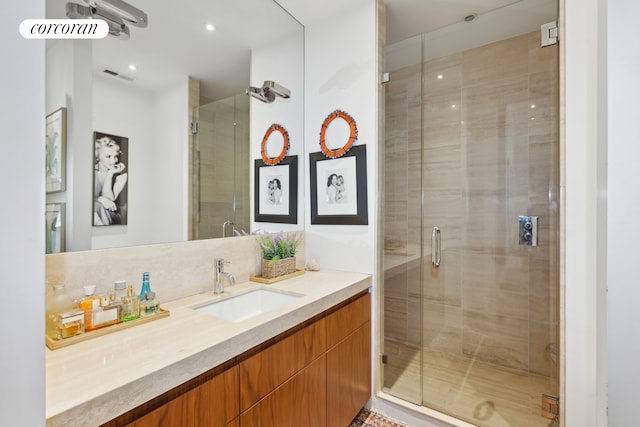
[139,272,151,302]
[122,284,140,322]
[46,284,71,339]
[46,284,84,340]
[113,280,127,303]
[140,291,159,317]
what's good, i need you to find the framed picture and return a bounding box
[93,131,129,226]
[254,155,298,223]
[45,203,65,254]
[310,144,368,225]
[46,107,67,193]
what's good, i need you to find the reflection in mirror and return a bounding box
[44,0,303,252]
[192,94,250,239]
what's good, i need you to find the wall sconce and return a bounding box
[84,0,148,28]
[65,0,147,39]
[66,3,130,39]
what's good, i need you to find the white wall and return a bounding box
[303,1,378,275]
[149,80,190,243]
[91,76,157,248]
[607,0,640,425]
[0,0,46,425]
[46,40,93,252]
[250,27,305,233]
[47,48,189,251]
[563,0,609,425]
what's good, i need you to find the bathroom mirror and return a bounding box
[44,0,304,252]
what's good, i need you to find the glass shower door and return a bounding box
[382,10,560,427]
[192,93,250,239]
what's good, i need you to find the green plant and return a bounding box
[257,232,302,264]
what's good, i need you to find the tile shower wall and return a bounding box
[384,31,559,377]
[197,96,250,239]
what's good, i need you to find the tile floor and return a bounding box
[383,341,559,427]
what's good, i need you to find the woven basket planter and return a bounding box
[261,257,296,279]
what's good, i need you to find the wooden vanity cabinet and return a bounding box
[239,355,327,427]
[102,362,239,427]
[239,291,371,427]
[102,290,370,427]
[238,318,326,412]
[326,293,372,427]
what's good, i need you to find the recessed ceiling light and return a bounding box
[437,74,443,79]
[206,24,215,31]
[128,64,137,71]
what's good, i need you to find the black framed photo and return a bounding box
[93,131,129,226]
[310,144,368,225]
[254,155,298,223]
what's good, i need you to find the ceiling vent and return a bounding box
[102,69,134,82]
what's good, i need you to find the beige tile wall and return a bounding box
[384,30,559,377]
[196,95,250,239]
[46,234,306,306]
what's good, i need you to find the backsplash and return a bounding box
[46,234,306,305]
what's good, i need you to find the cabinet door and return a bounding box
[239,354,327,427]
[326,293,370,349]
[126,365,238,427]
[327,321,372,427]
[239,319,325,411]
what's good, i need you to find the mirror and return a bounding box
[45,0,304,252]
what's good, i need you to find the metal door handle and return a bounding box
[431,226,441,268]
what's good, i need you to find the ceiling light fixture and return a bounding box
[128,64,137,71]
[206,24,215,32]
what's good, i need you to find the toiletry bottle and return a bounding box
[76,288,102,331]
[140,292,159,317]
[46,284,71,338]
[122,284,140,322]
[89,295,120,330]
[46,284,84,340]
[139,272,151,302]
[113,280,127,303]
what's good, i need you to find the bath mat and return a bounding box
[349,408,407,427]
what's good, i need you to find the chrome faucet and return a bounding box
[214,258,236,294]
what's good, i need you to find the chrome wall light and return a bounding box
[65,0,147,39]
[246,81,291,104]
[84,0,148,28]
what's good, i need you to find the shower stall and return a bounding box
[381,2,560,426]
[191,93,250,239]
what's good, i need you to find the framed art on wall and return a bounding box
[93,131,129,226]
[309,144,368,225]
[254,155,298,224]
[46,107,67,193]
[45,203,65,254]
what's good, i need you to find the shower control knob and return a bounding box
[519,215,538,247]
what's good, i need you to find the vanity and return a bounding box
[46,269,372,427]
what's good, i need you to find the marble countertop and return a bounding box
[46,269,372,427]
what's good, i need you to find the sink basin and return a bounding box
[193,288,302,323]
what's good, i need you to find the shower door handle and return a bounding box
[431,226,441,268]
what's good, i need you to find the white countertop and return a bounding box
[46,269,372,427]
